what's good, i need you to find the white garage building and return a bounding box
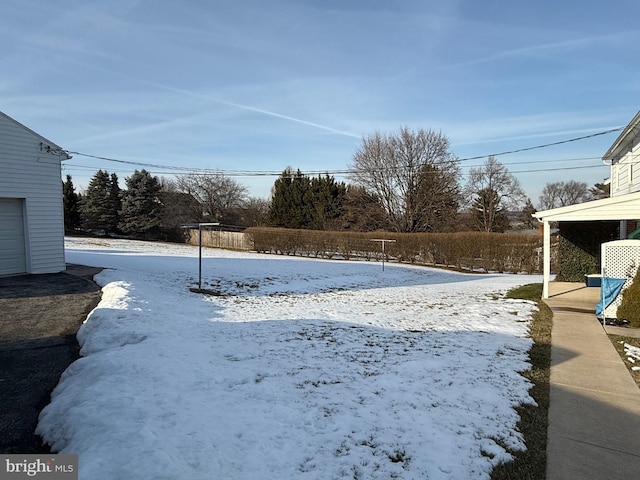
[0,111,70,275]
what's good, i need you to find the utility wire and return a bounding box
[66,126,622,177]
[456,127,623,162]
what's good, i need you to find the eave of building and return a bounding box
[533,191,640,222]
[0,111,71,160]
[602,110,640,164]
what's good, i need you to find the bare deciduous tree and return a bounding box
[349,127,461,233]
[242,197,270,227]
[158,177,203,229]
[538,180,592,210]
[176,173,248,223]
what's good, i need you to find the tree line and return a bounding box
[63,127,608,238]
[63,169,269,240]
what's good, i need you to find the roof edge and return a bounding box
[602,110,640,162]
[533,191,640,221]
[0,111,71,160]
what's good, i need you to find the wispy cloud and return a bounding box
[148,82,363,139]
[440,31,635,70]
[445,109,631,149]
[70,113,209,146]
[75,60,364,139]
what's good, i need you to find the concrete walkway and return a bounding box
[544,282,640,480]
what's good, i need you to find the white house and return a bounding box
[605,110,640,198]
[0,111,70,275]
[534,111,640,298]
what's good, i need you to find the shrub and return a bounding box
[616,270,640,327]
[245,227,542,273]
[556,221,618,281]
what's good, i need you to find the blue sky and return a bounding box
[2,0,639,205]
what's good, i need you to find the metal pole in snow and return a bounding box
[382,241,385,271]
[371,239,396,271]
[198,224,203,290]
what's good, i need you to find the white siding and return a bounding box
[612,141,640,197]
[0,113,65,274]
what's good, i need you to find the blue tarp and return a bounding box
[595,277,627,316]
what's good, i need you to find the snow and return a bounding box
[38,237,542,480]
[625,343,640,371]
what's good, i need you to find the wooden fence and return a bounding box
[186,229,251,251]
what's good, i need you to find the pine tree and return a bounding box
[338,185,387,231]
[519,198,538,230]
[268,170,346,230]
[118,169,162,238]
[472,187,510,232]
[306,175,346,230]
[62,174,80,232]
[269,168,311,229]
[109,173,122,230]
[81,170,119,235]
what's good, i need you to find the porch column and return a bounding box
[620,220,628,239]
[542,220,551,299]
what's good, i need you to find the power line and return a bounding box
[64,160,607,178]
[64,156,607,178]
[456,127,623,162]
[66,126,622,178]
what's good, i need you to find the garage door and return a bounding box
[0,198,26,275]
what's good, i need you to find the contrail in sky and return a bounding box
[74,61,362,139]
[145,80,363,139]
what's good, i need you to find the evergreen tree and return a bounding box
[62,174,80,232]
[269,168,311,229]
[306,175,346,230]
[118,169,162,238]
[269,169,346,230]
[472,187,510,232]
[415,163,461,232]
[520,197,538,230]
[109,173,122,230]
[81,170,119,235]
[589,182,610,200]
[339,185,387,231]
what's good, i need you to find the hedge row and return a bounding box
[245,227,543,274]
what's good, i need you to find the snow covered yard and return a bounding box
[39,237,541,480]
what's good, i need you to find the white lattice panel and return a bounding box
[601,240,640,318]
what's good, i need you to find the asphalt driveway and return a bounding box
[0,265,102,453]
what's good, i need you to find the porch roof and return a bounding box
[533,191,640,299]
[533,191,640,223]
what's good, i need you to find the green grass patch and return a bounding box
[607,334,640,389]
[491,283,552,480]
[504,283,543,302]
